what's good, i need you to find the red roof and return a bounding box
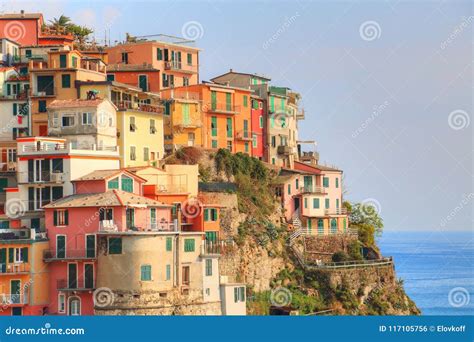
[47,98,106,109]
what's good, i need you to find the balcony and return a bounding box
[44,249,96,261]
[57,279,95,291]
[200,240,235,256]
[19,141,119,156]
[0,161,16,172]
[99,220,178,233]
[298,186,327,195]
[0,91,28,101]
[296,109,305,120]
[30,87,57,97]
[277,145,291,155]
[235,131,252,141]
[207,103,240,115]
[1,294,28,305]
[18,171,64,184]
[99,220,118,232]
[325,208,348,216]
[0,228,40,241]
[164,61,198,74]
[0,263,30,275]
[112,100,163,114]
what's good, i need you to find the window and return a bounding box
[107,74,115,81]
[166,264,171,280]
[61,74,71,88]
[336,177,339,188]
[271,158,275,165]
[53,210,68,226]
[252,134,257,148]
[211,117,217,136]
[304,198,308,209]
[58,294,65,313]
[211,140,218,148]
[187,53,192,65]
[245,142,249,153]
[144,147,149,161]
[325,198,330,209]
[205,259,212,276]
[259,116,263,128]
[130,146,136,161]
[108,237,122,254]
[129,117,136,132]
[182,266,190,285]
[287,184,291,195]
[71,56,77,68]
[243,95,248,107]
[38,100,47,113]
[61,115,74,127]
[227,141,232,152]
[323,177,329,188]
[226,93,232,111]
[82,112,92,125]
[164,102,171,115]
[150,119,156,134]
[234,287,245,303]
[59,54,67,68]
[139,75,148,92]
[25,49,32,58]
[166,237,172,251]
[108,177,119,189]
[141,265,152,281]
[157,48,163,60]
[313,198,320,209]
[296,179,299,189]
[122,175,133,192]
[270,96,275,112]
[211,91,217,110]
[271,136,276,148]
[56,235,66,258]
[183,77,189,87]
[69,298,80,316]
[121,52,129,64]
[336,199,340,209]
[184,239,195,252]
[204,208,218,222]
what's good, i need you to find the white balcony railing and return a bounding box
[99,220,118,232]
[324,208,348,215]
[298,186,327,195]
[1,294,28,305]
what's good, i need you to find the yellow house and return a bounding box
[77,80,164,167]
[161,89,203,153]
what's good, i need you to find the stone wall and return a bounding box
[304,234,357,262]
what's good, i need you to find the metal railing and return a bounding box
[1,294,28,305]
[277,145,291,155]
[201,240,235,255]
[21,142,118,153]
[99,220,118,232]
[308,257,393,269]
[57,279,95,291]
[207,102,241,114]
[44,249,96,260]
[235,130,252,140]
[297,185,326,194]
[18,171,64,183]
[112,100,163,113]
[324,208,348,215]
[0,263,30,274]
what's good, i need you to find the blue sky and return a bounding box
[6,1,473,232]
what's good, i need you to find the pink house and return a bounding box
[43,169,173,315]
[251,96,265,159]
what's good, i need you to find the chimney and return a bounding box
[20,10,25,17]
[229,68,233,73]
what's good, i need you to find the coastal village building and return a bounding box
[105,38,200,90]
[76,80,164,167]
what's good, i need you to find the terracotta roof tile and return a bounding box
[47,98,106,109]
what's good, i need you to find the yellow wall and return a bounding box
[117,110,165,167]
[167,100,203,149]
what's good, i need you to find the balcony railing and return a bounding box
[277,145,291,155]
[0,263,30,274]
[0,228,35,241]
[0,91,28,100]
[324,208,348,215]
[235,130,252,141]
[57,279,95,291]
[18,171,64,184]
[30,87,57,97]
[207,103,240,114]
[200,240,235,256]
[135,222,177,232]
[0,162,16,172]
[112,100,163,114]
[298,186,327,195]
[99,220,118,232]
[1,294,28,305]
[44,249,96,260]
[20,142,118,154]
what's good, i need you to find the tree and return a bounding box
[49,15,72,33]
[344,201,384,247]
[47,14,94,49]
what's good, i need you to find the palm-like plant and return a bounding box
[49,15,72,34]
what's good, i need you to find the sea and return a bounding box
[378,230,473,315]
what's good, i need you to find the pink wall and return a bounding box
[74,180,106,194]
[251,98,264,159]
[0,19,40,45]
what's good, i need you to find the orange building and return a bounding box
[105,38,200,90]
[0,12,43,46]
[106,64,160,93]
[161,83,253,155]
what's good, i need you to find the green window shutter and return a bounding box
[336,199,340,208]
[245,142,249,153]
[211,91,217,110]
[22,247,28,262]
[61,74,71,88]
[59,54,67,68]
[8,247,14,263]
[304,198,308,208]
[226,93,231,111]
[336,178,339,188]
[280,98,285,111]
[211,140,218,148]
[313,198,320,209]
[323,177,329,187]
[39,100,47,113]
[259,116,263,128]
[211,117,217,136]
[121,177,133,192]
[183,104,190,125]
[234,287,238,302]
[226,118,232,137]
[184,238,195,252]
[107,74,115,81]
[108,178,119,189]
[157,48,163,60]
[308,219,312,230]
[166,237,172,251]
[13,103,17,115]
[205,259,212,276]
[166,264,171,280]
[287,184,291,195]
[53,210,58,226]
[325,199,330,209]
[141,265,151,281]
[212,209,218,221]
[187,53,192,65]
[243,95,248,107]
[57,236,65,258]
[7,84,11,96]
[270,96,275,112]
[204,208,209,221]
[64,210,69,225]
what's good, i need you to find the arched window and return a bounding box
[68,297,81,316]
